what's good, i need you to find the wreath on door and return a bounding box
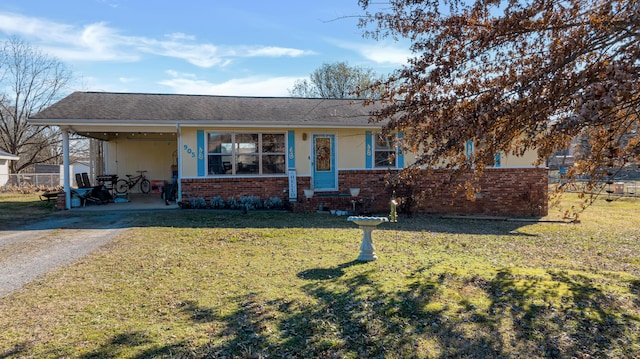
[316,143,331,171]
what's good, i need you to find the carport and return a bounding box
[28,125,182,210]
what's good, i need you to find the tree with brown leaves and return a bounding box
[358,0,639,198]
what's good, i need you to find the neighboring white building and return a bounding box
[69,161,91,186]
[0,151,19,186]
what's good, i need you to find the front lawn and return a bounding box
[0,194,639,358]
[0,192,57,230]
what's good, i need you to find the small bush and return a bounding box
[226,197,239,209]
[264,197,284,209]
[239,196,262,210]
[189,197,207,209]
[210,196,225,209]
[180,195,285,211]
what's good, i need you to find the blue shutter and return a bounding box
[197,130,205,176]
[466,140,474,159]
[397,132,404,169]
[365,131,373,169]
[287,130,295,169]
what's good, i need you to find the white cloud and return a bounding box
[165,32,195,41]
[158,70,302,97]
[76,75,133,93]
[0,13,139,62]
[328,38,412,66]
[0,12,314,67]
[118,77,137,83]
[0,13,76,44]
[138,38,231,68]
[246,46,315,57]
[360,45,412,65]
[96,0,120,9]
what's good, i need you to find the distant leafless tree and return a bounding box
[289,61,383,99]
[0,37,72,173]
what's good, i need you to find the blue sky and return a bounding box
[0,0,411,97]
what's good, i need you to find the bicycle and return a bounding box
[115,170,151,194]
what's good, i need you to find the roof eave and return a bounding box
[27,118,386,129]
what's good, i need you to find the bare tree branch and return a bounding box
[0,37,72,173]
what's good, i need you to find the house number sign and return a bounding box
[183,144,196,158]
[183,144,203,160]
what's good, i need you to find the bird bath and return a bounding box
[347,216,389,261]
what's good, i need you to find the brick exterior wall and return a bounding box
[182,177,290,201]
[180,167,548,217]
[56,191,66,210]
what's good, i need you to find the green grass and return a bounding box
[0,194,639,358]
[0,193,57,230]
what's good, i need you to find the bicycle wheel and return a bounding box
[115,179,129,194]
[140,179,151,194]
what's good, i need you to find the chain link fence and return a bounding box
[548,170,639,197]
[1,173,62,191]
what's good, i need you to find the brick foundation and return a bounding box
[181,177,290,203]
[56,192,66,210]
[180,168,548,217]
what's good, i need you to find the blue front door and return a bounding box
[312,134,336,190]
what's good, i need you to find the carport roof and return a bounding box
[29,91,385,129]
[0,150,19,160]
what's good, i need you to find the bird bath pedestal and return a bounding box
[347,216,389,261]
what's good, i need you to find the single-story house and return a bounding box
[0,150,19,186]
[29,91,548,216]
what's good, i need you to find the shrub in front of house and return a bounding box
[210,196,225,209]
[180,195,285,211]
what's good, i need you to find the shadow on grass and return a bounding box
[77,331,151,358]
[297,260,363,280]
[0,343,28,359]
[631,279,640,308]
[483,268,639,357]
[70,265,636,358]
[8,209,539,236]
[74,331,191,359]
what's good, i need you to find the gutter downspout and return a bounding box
[62,128,71,209]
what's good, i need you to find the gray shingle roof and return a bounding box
[29,92,383,128]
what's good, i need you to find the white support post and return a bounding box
[62,128,71,209]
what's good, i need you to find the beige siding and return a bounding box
[108,128,540,183]
[336,129,366,169]
[294,130,311,174]
[499,150,539,167]
[180,128,199,177]
[105,138,178,185]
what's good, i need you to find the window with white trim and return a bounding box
[207,132,286,175]
[374,133,398,168]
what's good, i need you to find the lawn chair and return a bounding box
[75,173,86,188]
[82,173,91,189]
[72,172,109,206]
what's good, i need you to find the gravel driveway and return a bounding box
[0,211,135,297]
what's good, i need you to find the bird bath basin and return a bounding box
[347,216,389,261]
